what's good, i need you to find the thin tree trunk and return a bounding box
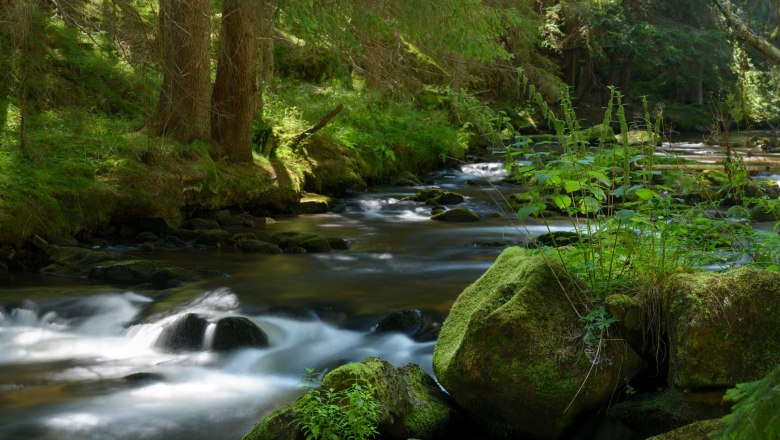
[150,0,211,143]
[256,0,278,114]
[713,0,780,64]
[211,0,264,163]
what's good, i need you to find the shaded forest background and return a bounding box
[0,0,778,243]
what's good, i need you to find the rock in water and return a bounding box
[664,267,780,388]
[244,358,458,440]
[156,313,208,352]
[431,208,480,222]
[375,309,424,335]
[432,247,642,438]
[212,317,269,351]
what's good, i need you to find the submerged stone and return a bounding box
[273,232,332,253]
[431,207,480,222]
[240,239,283,254]
[664,268,780,388]
[432,247,642,438]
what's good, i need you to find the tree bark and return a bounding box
[255,0,278,113]
[713,0,780,64]
[150,0,211,143]
[211,0,267,162]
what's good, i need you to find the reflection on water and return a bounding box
[1,162,565,439]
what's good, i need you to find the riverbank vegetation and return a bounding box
[2,0,780,439]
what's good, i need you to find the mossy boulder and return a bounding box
[88,260,163,284]
[647,419,726,440]
[431,208,480,222]
[40,245,123,278]
[583,124,617,144]
[664,268,780,388]
[409,189,464,206]
[392,171,423,186]
[296,193,335,214]
[533,231,581,247]
[273,232,332,253]
[433,247,643,438]
[607,388,729,437]
[245,358,458,440]
[615,130,658,146]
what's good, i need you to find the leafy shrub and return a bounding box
[296,368,381,440]
[713,364,780,439]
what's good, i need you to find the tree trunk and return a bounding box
[713,0,780,64]
[211,0,265,163]
[150,0,211,143]
[255,1,278,113]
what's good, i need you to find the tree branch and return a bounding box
[290,104,344,149]
[713,0,780,64]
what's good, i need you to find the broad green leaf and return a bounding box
[564,180,583,192]
[587,170,612,186]
[580,196,601,214]
[517,204,541,221]
[553,195,572,210]
[634,188,659,201]
[615,209,636,221]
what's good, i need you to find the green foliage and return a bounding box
[297,368,381,440]
[712,364,780,439]
[262,81,468,179]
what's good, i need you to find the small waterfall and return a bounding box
[202,322,217,351]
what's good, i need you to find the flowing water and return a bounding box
[0,162,575,440]
[1,136,778,440]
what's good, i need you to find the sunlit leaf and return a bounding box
[553,195,572,210]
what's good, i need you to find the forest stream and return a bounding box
[1,140,779,440]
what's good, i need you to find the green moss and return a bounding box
[664,268,780,388]
[432,247,643,438]
[647,419,727,440]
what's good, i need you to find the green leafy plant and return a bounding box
[296,368,381,440]
[712,364,780,439]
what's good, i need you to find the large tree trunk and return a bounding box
[713,0,780,64]
[211,0,267,162]
[150,0,211,143]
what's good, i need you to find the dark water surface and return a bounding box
[0,162,575,440]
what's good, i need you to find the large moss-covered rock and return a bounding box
[433,247,642,438]
[607,388,729,436]
[245,358,458,440]
[664,268,780,388]
[647,419,726,440]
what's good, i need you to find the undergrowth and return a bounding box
[297,368,381,440]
